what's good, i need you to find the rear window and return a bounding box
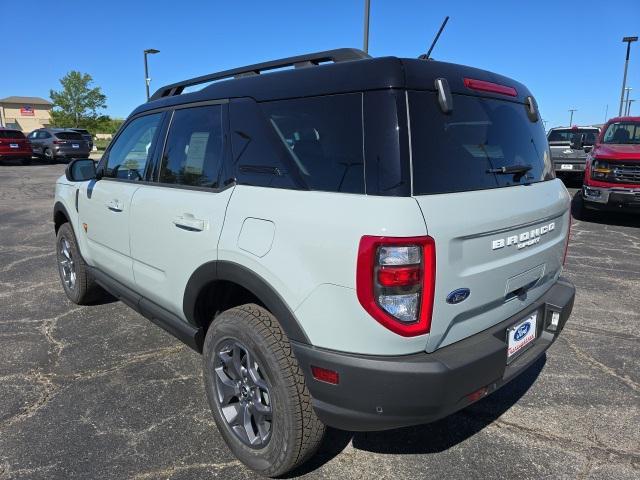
[0,130,25,139]
[55,132,84,141]
[409,91,553,195]
[548,128,599,145]
[73,129,90,135]
[260,93,365,194]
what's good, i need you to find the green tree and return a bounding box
[49,71,107,128]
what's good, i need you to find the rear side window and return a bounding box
[261,94,365,194]
[409,91,553,195]
[159,105,223,188]
[0,130,25,139]
[55,132,84,141]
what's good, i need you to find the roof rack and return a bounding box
[148,48,371,101]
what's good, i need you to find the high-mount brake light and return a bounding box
[356,236,436,337]
[463,78,517,97]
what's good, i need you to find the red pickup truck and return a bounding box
[578,116,640,216]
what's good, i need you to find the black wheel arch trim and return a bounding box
[53,201,73,233]
[183,260,311,345]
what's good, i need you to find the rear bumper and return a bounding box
[53,146,90,158]
[0,150,32,158]
[583,185,640,212]
[293,277,575,432]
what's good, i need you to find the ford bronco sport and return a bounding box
[53,48,575,476]
[579,116,640,216]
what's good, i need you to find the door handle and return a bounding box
[173,215,205,232]
[106,199,123,212]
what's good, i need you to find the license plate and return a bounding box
[561,164,573,170]
[9,143,18,148]
[507,312,538,361]
[72,143,80,149]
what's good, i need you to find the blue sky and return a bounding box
[1,0,638,128]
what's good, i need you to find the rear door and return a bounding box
[408,91,570,352]
[79,113,164,286]
[129,103,234,319]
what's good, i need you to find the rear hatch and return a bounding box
[55,131,89,152]
[407,90,570,353]
[0,130,30,153]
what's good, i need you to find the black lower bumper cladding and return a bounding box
[293,278,575,432]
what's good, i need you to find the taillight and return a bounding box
[356,236,435,337]
[53,140,67,145]
[463,78,518,97]
[563,215,572,266]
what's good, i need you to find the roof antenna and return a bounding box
[419,16,449,60]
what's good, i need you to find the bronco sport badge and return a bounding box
[491,222,555,251]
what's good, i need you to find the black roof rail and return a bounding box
[148,48,371,101]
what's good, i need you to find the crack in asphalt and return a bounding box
[132,460,242,479]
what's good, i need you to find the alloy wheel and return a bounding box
[58,237,76,291]
[214,340,273,448]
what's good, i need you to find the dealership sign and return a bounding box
[20,105,35,116]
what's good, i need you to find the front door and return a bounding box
[79,112,164,287]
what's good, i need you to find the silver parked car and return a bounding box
[27,128,91,163]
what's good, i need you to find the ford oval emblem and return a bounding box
[514,322,531,341]
[446,288,470,304]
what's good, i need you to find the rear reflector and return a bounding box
[463,78,517,97]
[467,386,489,403]
[311,366,339,385]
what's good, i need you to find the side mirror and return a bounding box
[65,158,97,182]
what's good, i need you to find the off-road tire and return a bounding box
[203,304,326,477]
[56,223,103,304]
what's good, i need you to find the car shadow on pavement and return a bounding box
[571,191,640,228]
[0,158,53,167]
[289,355,546,476]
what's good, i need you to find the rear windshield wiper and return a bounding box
[486,164,532,175]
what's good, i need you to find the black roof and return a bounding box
[132,49,533,117]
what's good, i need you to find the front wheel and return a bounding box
[56,223,103,304]
[203,305,325,477]
[43,148,55,163]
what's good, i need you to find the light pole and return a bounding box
[623,87,632,115]
[363,0,371,54]
[144,48,160,100]
[627,99,636,115]
[568,108,577,126]
[618,36,638,116]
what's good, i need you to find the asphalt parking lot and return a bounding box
[0,162,638,480]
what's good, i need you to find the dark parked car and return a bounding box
[27,128,90,163]
[70,128,94,150]
[0,128,33,165]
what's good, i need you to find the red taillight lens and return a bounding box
[377,266,422,287]
[311,366,339,385]
[356,235,435,337]
[463,78,517,97]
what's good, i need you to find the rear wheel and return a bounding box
[203,304,325,477]
[56,223,103,304]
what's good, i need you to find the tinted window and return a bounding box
[261,94,365,194]
[105,113,162,180]
[410,91,553,195]
[38,131,51,139]
[55,132,84,141]
[602,122,640,144]
[159,105,223,188]
[0,130,25,139]
[548,128,599,145]
[229,98,299,190]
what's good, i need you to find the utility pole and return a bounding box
[627,99,636,115]
[618,36,638,116]
[604,104,609,123]
[144,48,160,100]
[568,108,577,126]
[363,0,371,54]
